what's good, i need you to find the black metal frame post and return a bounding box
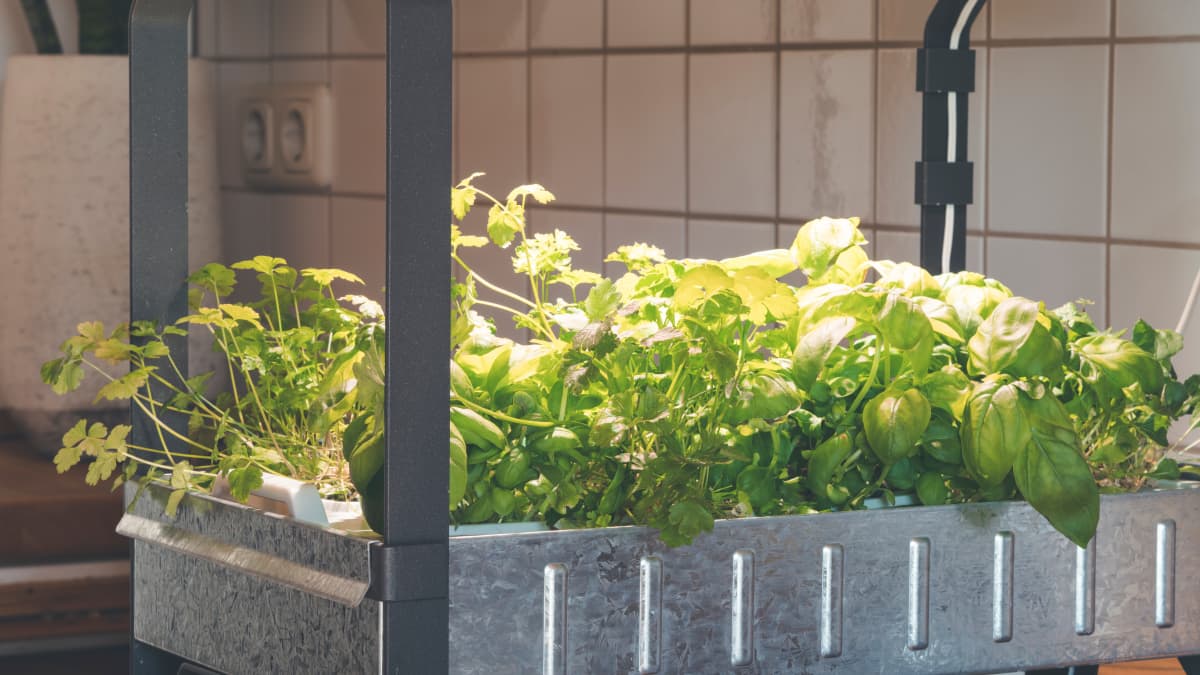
[917,0,985,274]
[371,1,453,673]
[128,1,194,673]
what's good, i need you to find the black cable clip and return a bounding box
[917,48,976,93]
[915,160,974,206]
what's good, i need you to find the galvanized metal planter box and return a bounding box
[119,483,1200,674]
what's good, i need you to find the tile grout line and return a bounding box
[326,0,334,265]
[982,1,991,276]
[211,182,1200,253]
[684,0,692,257]
[525,0,534,339]
[600,0,608,260]
[201,32,1200,65]
[869,0,880,259]
[773,0,783,248]
[526,0,533,188]
[442,33,1200,59]
[1104,0,1117,328]
[873,0,883,259]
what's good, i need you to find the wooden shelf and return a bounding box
[0,437,126,565]
[0,432,130,647]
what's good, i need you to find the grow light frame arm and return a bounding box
[369,0,453,673]
[129,0,191,464]
[916,0,985,275]
[128,1,194,672]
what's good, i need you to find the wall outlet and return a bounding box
[241,83,333,191]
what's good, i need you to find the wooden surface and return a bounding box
[0,436,127,564]
[0,428,130,646]
[1103,660,1186,673]
[0,645,128,674]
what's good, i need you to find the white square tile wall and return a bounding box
[688,220,776,260]
[691,0,777,45]
[217,0,271,58]
[780,0,874,42]
[196,0,218,57]
[204,0,1200,378]
[989,46,1108,237]
[331,59,386,195]
[990,0,1110,39]
[606,54,686,211]
[330,0,385,54]
[879,0,987,42]
[330,196,385,301]
[221,192,272,266]
[457,58,528,198]
[1111,43,1200,245]
[530,0,603,48]
[779,49,874,222]
[986,238,1108,323]
[689,53,776,217]
[271,0,329,56]
[531,57,603,207]
[607,0,686,47]
[271,194,331,269]
[272,59,328,84]
[1116,0,1200,37]
[455,0,527,53]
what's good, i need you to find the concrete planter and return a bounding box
[120,483,1200,674]
[0,55,222,453]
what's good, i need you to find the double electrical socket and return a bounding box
[242,83,333,190]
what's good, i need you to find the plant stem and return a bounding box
[470,298,526,318]
[455,395,554,428]
[79,360,214,456]
[849,340,884,413]
[452,254,536,308]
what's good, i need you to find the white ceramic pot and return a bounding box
[0,55,222,453]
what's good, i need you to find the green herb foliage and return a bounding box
[41,175,1199,549]
[42,258,382,513]
[435,174,1198,548]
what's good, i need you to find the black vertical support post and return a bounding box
[374,1,452,673]
[129,1,193,673]
[916,0,985,274]
[129,0,192,456]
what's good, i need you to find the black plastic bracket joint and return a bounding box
[915,160,973,206]
[367,541,450,602]
[917,47,976,93]
[916,46,974,91]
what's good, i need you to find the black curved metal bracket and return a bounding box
[916,0,986,274]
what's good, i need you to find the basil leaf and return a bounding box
[863,388,931,464]
[806,432,854,494]
[793,316,857,390]
[1013,392,1100,549]
[967,296,1040,376]
[1007,321,1064,381]
[1074,333,1165,401]
[961,380,1028,487]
